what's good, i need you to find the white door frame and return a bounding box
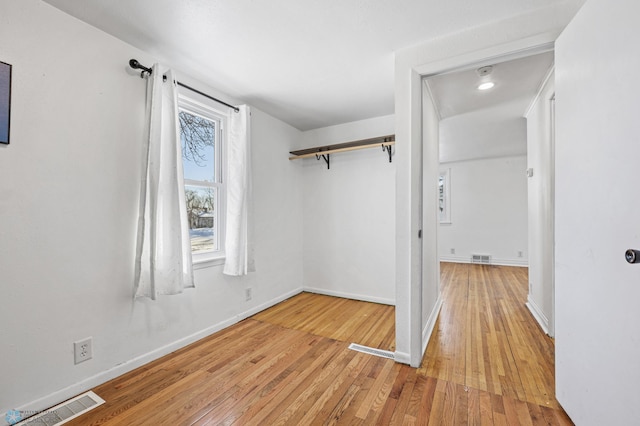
[396,34,558,366]
[549,94,556,338]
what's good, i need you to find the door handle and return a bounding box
[625,249,640,264]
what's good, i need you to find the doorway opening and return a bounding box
[414,44,557,352]
[415,44,560,411]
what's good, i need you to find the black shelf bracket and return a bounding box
[316,153,330,169]
[382,144,393,163]
[381,136,394,163]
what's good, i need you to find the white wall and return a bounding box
[439,155,528,266]
[439,106,528,163]
[525,70,555,334]
[299,115,395,305]
[0,0,303,415]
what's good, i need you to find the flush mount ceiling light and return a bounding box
[476,65,495,90]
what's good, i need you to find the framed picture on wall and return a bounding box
[0,61,12,145]
[439,168,451,223]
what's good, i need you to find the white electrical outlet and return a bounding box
[245,288,252,301]
[518,251,523,258]
[450,248,455,254]
[74,337,93,364]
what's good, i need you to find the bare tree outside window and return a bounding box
[179,111,215,166]
[179,108,220,253]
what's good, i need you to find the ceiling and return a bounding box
[427,51,554,120]
[42,0,581,131]
[429,51,554,163]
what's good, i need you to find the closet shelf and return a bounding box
[289,134,395,169]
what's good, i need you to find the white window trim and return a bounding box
[178,94,228,268]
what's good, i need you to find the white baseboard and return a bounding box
[526,297,550,335]
[394,296,443,368]
[439,256,528,267]
[236,287,303,321]
[303,287,395,306]
[394,351,411,365]
[422,296,443,356]
[7,288,305,423]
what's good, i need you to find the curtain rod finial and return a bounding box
[129,59,152,77]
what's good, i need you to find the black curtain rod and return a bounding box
[128,59,239,113]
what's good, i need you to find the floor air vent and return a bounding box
[11,391,104,426]
[471,254,491,264]
[348,343,395,360]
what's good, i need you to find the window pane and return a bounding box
[185,185,217,253]
[179,111,215,182]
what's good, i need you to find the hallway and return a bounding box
[420,263,568,423]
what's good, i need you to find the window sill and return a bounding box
[193,253,225,270]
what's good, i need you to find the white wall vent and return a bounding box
[471,254,492,264]
[10,391,104,426]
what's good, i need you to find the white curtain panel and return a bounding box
[224,105,255,276]
[134,65,194,299]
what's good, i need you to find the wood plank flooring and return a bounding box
[422,263,559,409]
[251,292,396,352]
[60,264,572,425]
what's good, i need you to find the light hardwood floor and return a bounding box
[61,263,571,425]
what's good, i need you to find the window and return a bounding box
[438,168,451,224]
[178,96,226,263]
